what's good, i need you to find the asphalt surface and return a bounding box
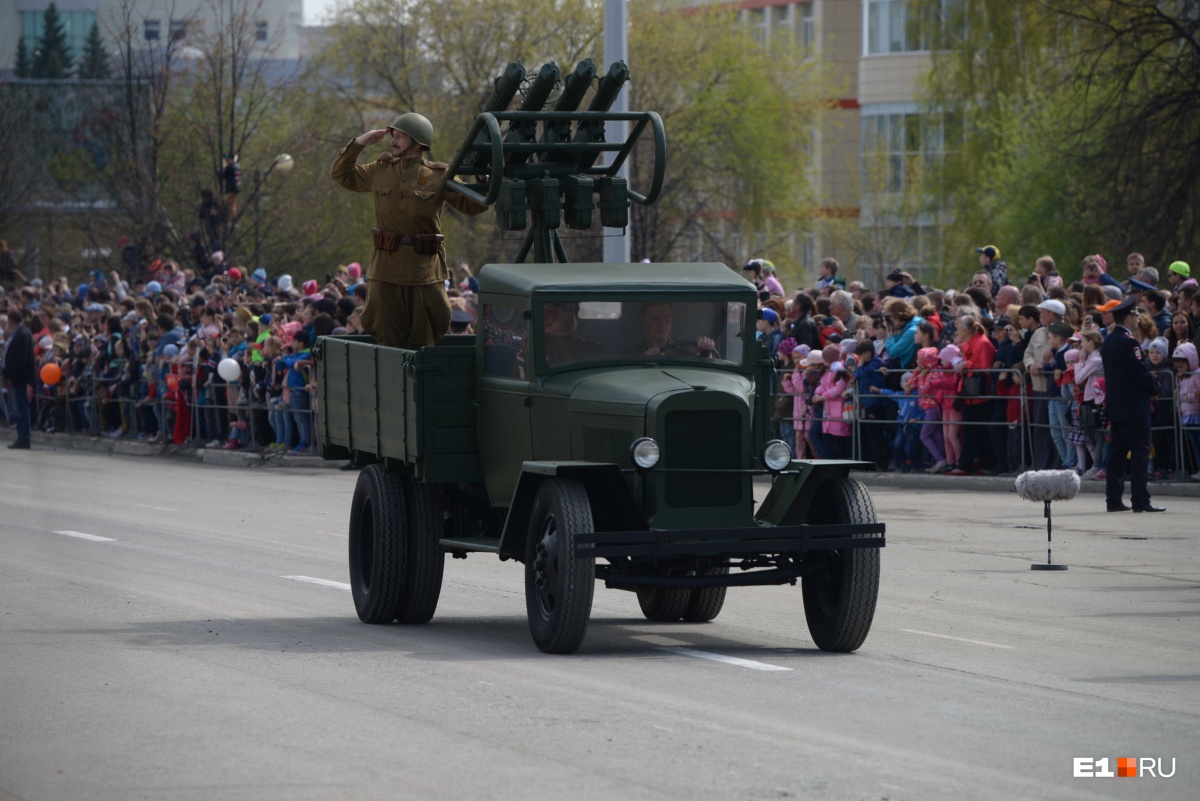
[1,444,1197,800]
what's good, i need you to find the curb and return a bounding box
[1,429,342,469]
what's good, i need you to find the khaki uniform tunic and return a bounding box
[330,140,487,347]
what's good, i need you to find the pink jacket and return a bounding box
[925,369,960,413]
[1072,350,1105,404]
[781,369,809,431]
[816,372,849,436]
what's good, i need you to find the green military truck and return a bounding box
[315,60,884,654]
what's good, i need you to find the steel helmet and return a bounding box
[388,112,433,151]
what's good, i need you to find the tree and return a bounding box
[78,22,111,80]
[32,2,74,79]
[15,37,30,78]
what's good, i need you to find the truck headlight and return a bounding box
[629,437,660,470]
[760,440,793,472]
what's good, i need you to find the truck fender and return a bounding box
[498,461,647,561]
[754,460,876,527]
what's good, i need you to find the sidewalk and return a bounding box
[0,428,341,470]
[6,427,1200,494]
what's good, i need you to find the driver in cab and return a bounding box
[632,301,716,359]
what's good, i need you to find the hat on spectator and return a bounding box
[1064,348,1081,364]
[829,361,845,373]
[938,344,961,365]
[759,308,779,324]
[777,337,798,360]
[1102,285,1122,301]
[1095,298,1121,312]
[1036,299,1066,316]
[1147,337,1170,358]
[85,302,106,312]
[991,316,1011,329]
[163,344,179,357]
[821,344,841,365]
[794,344,812,359]
[347,263,362,280]
[302,279,320,296]
[886,269,905,282]
[975,245,1000,259]
[1048,322,1075,338]
[1094,253,1108,272]
[148,259,163,275]
[250,268,267,284]
[234,307,253,324]
[258,313,273,326]
[228,267,243,282]
[281,321,302,344]
[122,311,139,323]
[30,277,44,288]
[1128,278,1156,293]
[901,371,914,386]
[145,281,162,296]
[1110,296,1139,317]
[1169,260,1190,278]
[277,274,294,293]
[204,283,220,296]
[77,284,89,298]
[844,354,858,370]
[839,338,857,355]
[917,347,939,369]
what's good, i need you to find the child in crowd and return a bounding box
[780,343,812,458]
[930,344,963,471]
[1173,342,1200,479]
[873,371,923,471]
[1061,347,1091,474]
[853,339,891,470]
[1144,337,1175,479]
[1074,330,1108,479]
[812,350,852,459]
[914,347,947,472]
[774,338,799,455]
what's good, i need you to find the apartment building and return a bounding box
[0,0,306,66]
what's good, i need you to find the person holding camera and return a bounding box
[331,113,488,349]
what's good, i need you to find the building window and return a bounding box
[746,8,767,45]
[21,9,96,60]
[144,19,160,42]
[255,21,268,42]
[170,19,188,42]
[799,4,816,52]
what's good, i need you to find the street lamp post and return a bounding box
[252,153,295,273]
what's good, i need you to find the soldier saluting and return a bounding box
[331,113,487,349]
[1101,296,1164,513]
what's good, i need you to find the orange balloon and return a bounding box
[40,363,63,386]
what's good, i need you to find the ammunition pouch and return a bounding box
[371,228,444,256]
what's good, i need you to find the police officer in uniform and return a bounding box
[1100,296,1164,512]
[331,113,487,349]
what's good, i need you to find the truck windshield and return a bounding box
[538,299,748,371]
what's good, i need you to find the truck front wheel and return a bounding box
[348,465,407,624]
[525,478,596,654]
[801,477,880,652]
[636,587,689,621]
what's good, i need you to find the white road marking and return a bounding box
[901,629,1016,649]
[53,530,116,542]
[657,646,792,672]
[1,482,31,490]
[282,575,351,591]
[135,503,177,512]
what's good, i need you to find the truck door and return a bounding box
[477,304,533,506]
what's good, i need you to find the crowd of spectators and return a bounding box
[750,250,1200,480]
[2,240,1198,482]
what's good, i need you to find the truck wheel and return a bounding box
[348,464,407,624]
[636,587,689,622]
[395,477,445,624]
[525,478,595,654]
[683,565,729,622]
[802,477,880,652]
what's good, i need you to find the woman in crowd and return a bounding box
[947,318,997,475]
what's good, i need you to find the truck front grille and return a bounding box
[581,422,638,467]
[663,409,741,507]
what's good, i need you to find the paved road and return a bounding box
[2,448,1196,800]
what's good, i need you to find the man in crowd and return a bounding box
[1024,299,1063,469]
[975,245,1008,297]
[1101,297,1163,512]
[2,310,36,449]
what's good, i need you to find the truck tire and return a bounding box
[801,477,880,652]
[395,477,445,624]
[525,478,595,654]
[348,465,407,624]
[636,587,689,622]
[683,565,729,622]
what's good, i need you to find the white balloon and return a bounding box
[217,357,242,382]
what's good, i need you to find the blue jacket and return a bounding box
[877,388,920,423]
[884,317,920,369]
[855,356,889,410]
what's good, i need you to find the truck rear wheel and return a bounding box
[395,477,445,624]
[348,465,407,624]
[636,587,689,622]
[525,478,595,654]
[683,565,729,622]
[801,477,880,652]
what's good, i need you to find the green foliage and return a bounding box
[32,3,74,79]
[78,23,111,80]
[15,37,30,79]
